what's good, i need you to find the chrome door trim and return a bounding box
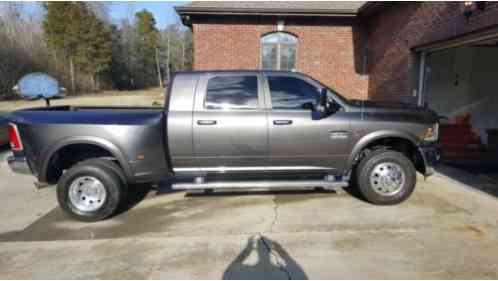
[174,165,335,174]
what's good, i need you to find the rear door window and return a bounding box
[205,76,259,110]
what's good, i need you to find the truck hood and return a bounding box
[348,99,439,123]
[349,99,421,109]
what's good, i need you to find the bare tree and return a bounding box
[166,30,171,83]
[0,2,194,100]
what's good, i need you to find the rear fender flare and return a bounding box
[40,136,133,183]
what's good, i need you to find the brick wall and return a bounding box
[190,3,498,103]
[367,2,498,103]
[192,16,369,100]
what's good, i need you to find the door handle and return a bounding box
[197,120,217,125]
[273,120,293,125]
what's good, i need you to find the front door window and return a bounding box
[268,76,319,110]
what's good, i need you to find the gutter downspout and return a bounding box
[417,52,427,107]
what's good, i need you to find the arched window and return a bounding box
[261,32,297,71]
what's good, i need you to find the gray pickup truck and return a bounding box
[7,70,439,221]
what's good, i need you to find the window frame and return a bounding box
[260,32,298,72]
[195,73,266,112]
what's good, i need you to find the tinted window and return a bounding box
[268,76,318,110]
[205,76,259,110]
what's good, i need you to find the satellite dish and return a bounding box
[15,73,60,106]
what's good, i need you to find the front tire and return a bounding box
[57,160,123,222]
[356,149,416,205]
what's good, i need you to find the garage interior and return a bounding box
[421,33,498,181]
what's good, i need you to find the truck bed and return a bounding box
[24,105,163,111]
[8,105,170,184]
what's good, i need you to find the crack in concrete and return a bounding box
[254,197,292,279]
[268,196,279,233]
[246,198,291,278]
[259,234,292,280]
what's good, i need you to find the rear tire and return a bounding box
[356,149,416,205]
[77,158,128,207]
[57,159,124,222]
[78,159,127,186]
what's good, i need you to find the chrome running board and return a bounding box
[171,180,349,190]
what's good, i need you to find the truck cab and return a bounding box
[168,71,352,177]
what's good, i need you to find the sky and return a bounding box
[19,1,189,29]
[108,1,188,28]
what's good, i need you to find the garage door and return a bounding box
[417,31,498,176]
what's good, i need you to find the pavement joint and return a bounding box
[435,165,498,202]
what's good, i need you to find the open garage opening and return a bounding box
[420,33,498,179]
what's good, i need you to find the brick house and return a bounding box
[176,1,498,151]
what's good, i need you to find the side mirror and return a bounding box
[317,88,327,108]
[312,88,329,120]
[302,102,314,110]
[312,88,341,120]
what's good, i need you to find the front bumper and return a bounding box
[7,156,32,175]
[418,142,440,177]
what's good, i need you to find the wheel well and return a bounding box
[46,144,120,184]
[355,137,425,175]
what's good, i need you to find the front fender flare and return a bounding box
[347,130,420,169]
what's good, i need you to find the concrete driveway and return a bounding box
[1,148,498,279]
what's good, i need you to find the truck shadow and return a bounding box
[113,183,154,216]
[117,180,367,216]
[0,180,358,242]
[342,185,368,203]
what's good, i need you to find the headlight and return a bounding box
[423,123,439,142]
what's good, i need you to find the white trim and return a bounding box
[416,29,498,107]
[414,27,498,53]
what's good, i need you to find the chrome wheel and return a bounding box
[370,162,405,196]
[68,176,107,212]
